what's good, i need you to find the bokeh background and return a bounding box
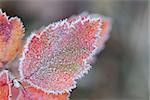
[0,0,149,100]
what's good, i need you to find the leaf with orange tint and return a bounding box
[0,70,9,100]
[17,82,70,100]
[0,9,24,67]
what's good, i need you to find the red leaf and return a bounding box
[0,70,9,100]
[19,12,111,93]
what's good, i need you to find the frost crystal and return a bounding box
[19,12,111,94]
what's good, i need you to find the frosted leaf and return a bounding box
[0,9,24,67]
[19,12,111,93]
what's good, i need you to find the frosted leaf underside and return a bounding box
[19,13,111,93]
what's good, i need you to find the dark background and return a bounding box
[0,0,149,100]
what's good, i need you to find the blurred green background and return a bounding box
[0,0,149,100]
